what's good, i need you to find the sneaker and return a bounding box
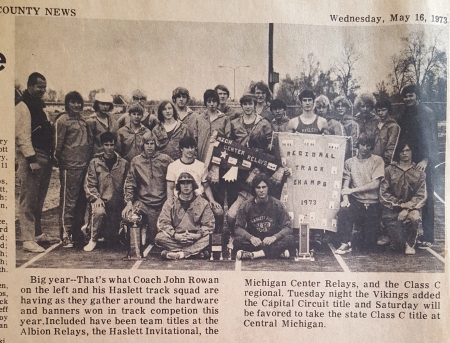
[236,250,254,260]
[83,240,97,252]
[62,237,74,248]
[35,233,60,244]
[335,243,352,255]
[417,241,432,249]
[23,241,45,253]
[377,235,390,246]
[405,244,416,255]
[161,250,185,260]
[280,249,290,259]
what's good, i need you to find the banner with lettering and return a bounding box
[207,136,282,182]
[275,133,347,231]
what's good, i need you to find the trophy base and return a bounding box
[123,254,146,261]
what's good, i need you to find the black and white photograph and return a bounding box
[14,16,446,273]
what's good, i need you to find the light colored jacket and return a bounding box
[157,195,214,238]
[117,125,150,162]
[54,112,91,169]
[86,113,119,155]
[373,117,400,165]
[380,162,427,212]
[84,152,129,204]
[152,121,190,160]
[124,152,173,208]
[231,115,273,153]
[196,110,231,162]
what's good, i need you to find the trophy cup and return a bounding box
[124,210,145,260]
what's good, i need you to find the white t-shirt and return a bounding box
[343,154,385,204]
[166,159,207,195]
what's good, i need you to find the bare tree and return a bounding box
[276,74,298,105]
[374,80,390,99]
[276,54,339,105]
[299,53,321,90]
[389,53,412,96]
[333,40,362,98]
[402,30,445,88]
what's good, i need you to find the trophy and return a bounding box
[124,209,145,260]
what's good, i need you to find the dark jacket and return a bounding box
[397,103,439,168]
[235,196,292,240]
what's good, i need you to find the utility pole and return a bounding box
[268,23,279,96]
[218,65,250,101]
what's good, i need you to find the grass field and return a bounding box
[15,202,445,272]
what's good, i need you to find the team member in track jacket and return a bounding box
[116,103,150,163]
[354,93,380,141]
[380,140,426,255]
[166,136,223,232]
[117,89,159,131]
[196,89,231,162]
[84,132,129,251]
[316,95,344,136]
[215,84,240,120]
[86,93,119,155]
[270,99,290,133]
[396,84,439,248]
[122,131,173,245]
[54,91,92,247]
[152,100,190,161]
[155,172,215,260]
[332,95,359,158]
[372,97,400,165]
[250,81,273,122]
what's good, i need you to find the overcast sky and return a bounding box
[15,17,447,101]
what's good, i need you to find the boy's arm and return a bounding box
[53,116,67,166]
[234,204,253,240]
[199,203,215,237]
[380,169,401,209]
[203,182,221,209]
[402,172,427,210]
[157,198,176,236]
[123,162,137,204]
[273,204,293,240]
[318,117,329,135]
[84,159,101,203]
[342,178,381,196]
[343,156,384,196]
[384,124,400,164]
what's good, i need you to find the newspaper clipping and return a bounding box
[0,0,448,342]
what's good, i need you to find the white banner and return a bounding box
[276,133,348,231]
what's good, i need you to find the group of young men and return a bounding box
[16,71,439,261]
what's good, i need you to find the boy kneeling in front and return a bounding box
[233,174,295,260]
[380,140,426,255]
[155,173,215,260]
[84,132,129,251]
